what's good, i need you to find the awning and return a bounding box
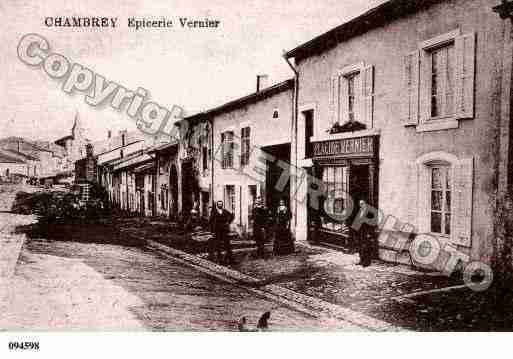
[133,162,155,174]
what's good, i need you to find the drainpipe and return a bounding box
[282,53,299,232]
[209,117,215,210]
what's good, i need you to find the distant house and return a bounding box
[0,151,28,183]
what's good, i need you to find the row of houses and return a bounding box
[90,0,513,267]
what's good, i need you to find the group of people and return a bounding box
[207,196,293,265]
[206,196,375,267]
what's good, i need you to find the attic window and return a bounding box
[272,108,279,119]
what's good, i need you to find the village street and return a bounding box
[2,186,513,331]
[0,187,358,331]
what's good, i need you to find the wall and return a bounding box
[212,87,293,234]
[293,0,505,263]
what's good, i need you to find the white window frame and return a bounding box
[330,62,374,129]
[404,29,476,132]
[335,62,364,124]
[408,152,473,247]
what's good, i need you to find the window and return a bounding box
[346,72,359,122]
[402,30,476,130]
[224,185,235,213]
[407,153,473,247]
[221,131,234,169]
[161,184,168,211]
[201,124,210,172]
[330,63,374,127]
[430,43,455,118]
[429,166,451,236]
[248,185,257,231]
[320,166,349,233]
[303,109,314,157]
[241,127,250,167]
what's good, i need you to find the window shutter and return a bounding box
[221,132,226,169]
[451,157,473,247]
[361,65,374,128]
[417,165,430,233]
[402,51,420,126]
[405,162,419,229]
[329,75,340,124]
[455,33,476,119]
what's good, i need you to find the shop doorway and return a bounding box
[349,165,370,205]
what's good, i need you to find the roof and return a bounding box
[34,141,66,157]
[133,162,155,174]
[285,0,443,60]
[1,149,38,161]
[0,136,53,153]
[0,151,25,164]
[92,131,145,156]
[185,79,294,121]
[54,135,73,146]
[112,153,153,172]
[147,141,179,154]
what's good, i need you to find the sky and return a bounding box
[0,0,386,143]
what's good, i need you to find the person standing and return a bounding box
[355,199,373,267]
[252,196,270,258]
[209,200,235,264]
[273,199,294,255]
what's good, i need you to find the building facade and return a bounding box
[286,0,513,266]
[203,79,294,236]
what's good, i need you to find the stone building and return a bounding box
[185,78,294,236]
[285,0,513,267]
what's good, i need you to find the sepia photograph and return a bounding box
[1,0,513,355]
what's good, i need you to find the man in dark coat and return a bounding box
[209,200,235,264]
[355,199,374,267]
[252,196,270,258]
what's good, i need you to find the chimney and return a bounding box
[119,129,127,147]
[256,74,269,92]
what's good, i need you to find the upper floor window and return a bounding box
[330,63,374,129]
[221,131,234,169]
[430,43,455,119]
[347,72,359,122]
[201,123,210,172]
[241,127,251,167]
[402,30,476,131]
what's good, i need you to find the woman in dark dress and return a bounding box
[273,199,294,255]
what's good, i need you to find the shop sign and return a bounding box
[312,136,375,158]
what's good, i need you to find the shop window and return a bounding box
[402,30,475,130]
[320,166,349,233]
[221,131,234,169]
[241,127,251,167]
[224,185,235,213]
